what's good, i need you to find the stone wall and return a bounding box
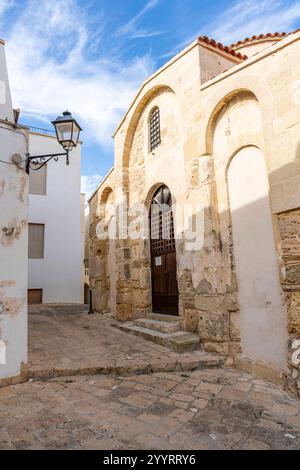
[278,209,300,396]
[89,169,115,314]
[89,32,300,395]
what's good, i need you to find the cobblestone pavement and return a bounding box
[0,369,300,450]
[28,305,222,378]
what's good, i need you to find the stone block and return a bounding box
[195,294,224,311]
[197,310,229,341]
[131,268,139,281]
[224,293,239,312]
[92,287,107,312]
[123,248,131,259]
[202,341,229,355]
[139,268,151,289]
[116,303,133,322]
[89,256,106,279]
[132,289,151,308]
[228,341,242,356]
[119,263,131,281]
[197,279,213,294]
[288,292,300,335]
[116,291,132,304]
[229,311,240,340]
[286,263,300,285]
[183,309,198,333]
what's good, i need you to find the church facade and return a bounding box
[89,31,300,397]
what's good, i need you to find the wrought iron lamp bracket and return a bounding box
[25,150,69,174]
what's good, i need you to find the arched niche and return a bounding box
[227,146,287,368]
[122,85,175,169]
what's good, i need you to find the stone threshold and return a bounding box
[28,351,224,381]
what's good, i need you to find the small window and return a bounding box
[28,223,45,259]
[149,107,161,152]
[29,164,47,195]
[28,289,43,305]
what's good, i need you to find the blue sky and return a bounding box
[0,0,300,197]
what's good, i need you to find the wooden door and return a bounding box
[28,289,43,305]
[150,186,179,315]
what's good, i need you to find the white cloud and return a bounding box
[81,174,102,199]
[0,0,13,18]
[131,29,165,39]
[162,0,300,59]
[209,0,300,44]
[3,0,154,147]
[115,0,160,37]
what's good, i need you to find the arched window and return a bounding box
[149,107,161,151]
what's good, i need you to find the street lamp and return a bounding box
[25,110,82,174]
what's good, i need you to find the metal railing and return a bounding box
[23,124,56,136]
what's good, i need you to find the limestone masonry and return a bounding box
[89,32,300,398]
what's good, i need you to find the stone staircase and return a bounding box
[118,313,200,353]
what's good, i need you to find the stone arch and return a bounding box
[122,84,175,168]
[91,185,116,315]
[99,186,114,219]
[205,89,259,154]
[224,143,261,177]
[101,187,116,315]
[145,181,168,210]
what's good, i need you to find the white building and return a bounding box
[84,206,90,304]
[27,129,84,304]
[0,39,28,383]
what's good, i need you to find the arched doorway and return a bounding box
[228,146,287,368]
[150,185,179,315]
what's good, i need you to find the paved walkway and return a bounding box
[28,304,223,378]
[0,369,300,449]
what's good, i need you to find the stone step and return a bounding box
[134,318,180,334]
[118,323,200,353]
[145,312,181,323]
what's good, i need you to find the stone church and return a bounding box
[89,31,300,397]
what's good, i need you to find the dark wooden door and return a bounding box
[150,186,179,315]
[28,289,43,305]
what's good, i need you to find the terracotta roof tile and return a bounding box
[198,35,248,60]
[230,29,300,48]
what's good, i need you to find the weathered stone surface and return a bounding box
[286,264,300,285]
[139,268,151,289]
[278,209,300,263]
[183,309,198,333]
[202,341,229,355]
[229,311,241,340]
[89,256,106,279]
[28,305,222,379]
[225,293,239,312]
[88,33,300,396]
[132,289,151,308]
[289,292,300,335]
[197,311,229,342]
[1,366,300,449]
[135,318,180,334]
[194,294,224,311]
[116,303,132,322]
[197,279,213,294]
[92,287,107,312]
[120,263,131,281]
[118,322,201,354]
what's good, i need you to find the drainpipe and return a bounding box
[88,290,94,315]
